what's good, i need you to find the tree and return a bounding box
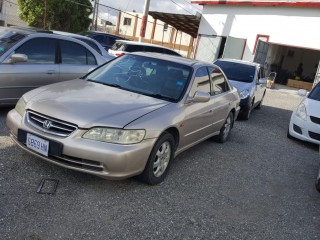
[18,0,93,33]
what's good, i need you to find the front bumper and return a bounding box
[6,109,157,180]
[288,112,320,145]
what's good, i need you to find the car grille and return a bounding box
[27,111,77,137]
[51,155,104,172]
[308,131,320,141]
[293,124,302,134]
[310,116,320,125]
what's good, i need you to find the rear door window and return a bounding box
[59,40,97,65]
[78,38,101,55]
[15,38,56,64]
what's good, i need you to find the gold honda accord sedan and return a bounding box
[7,52,240,185]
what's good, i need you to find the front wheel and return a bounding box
[138,132,175,185]
[241,101,253,120]
[256,92,265,109]
[214,112,234,143]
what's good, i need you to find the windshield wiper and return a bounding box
[86,79,125,90]
[143,93,175,101]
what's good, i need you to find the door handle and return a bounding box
[47,70,57,75]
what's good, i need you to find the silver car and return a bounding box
[7,52,240,185]
[214,59,267,120]
[0,27,106,106]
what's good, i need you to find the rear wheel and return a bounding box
[138,132,174,185]
[214,112,234,143]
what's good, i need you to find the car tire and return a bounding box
[241,101,253,120]
[256,92,265,110]
[287,128,294,139]
[214,112,234,143]
[138,132,175,185]
[316,179,320,193]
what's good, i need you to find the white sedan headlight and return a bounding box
[239,89,250,99]
[295,103,307,121]
[83,128,145,144]
[15,97,26,116]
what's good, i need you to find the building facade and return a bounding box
[191,0,320,85]
[0,0,27,27]
[115,12,194,57]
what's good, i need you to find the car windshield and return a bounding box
[85,54,192,102]
[308,83,320,101]
[215,60,256,83]
[0,28,26,57]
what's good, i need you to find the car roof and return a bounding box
[115,40,180,52]
[82,31,126,38]
[128,52,214,67]
[215,58,261,67]
[4,26,53,35]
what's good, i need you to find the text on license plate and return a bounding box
[26,133,49,157]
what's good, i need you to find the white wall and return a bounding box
[198,5,320,61]
[0,0,27,27]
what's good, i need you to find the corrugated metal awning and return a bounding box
[148,11,201,38]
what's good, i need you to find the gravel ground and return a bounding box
[0,86,319,240]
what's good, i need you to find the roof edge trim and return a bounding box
[191,1,320,7]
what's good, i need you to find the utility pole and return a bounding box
[94,0,100,31]
[91,0,97,30]
[44,0,48,29]
[139,0,150,42]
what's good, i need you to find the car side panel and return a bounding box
[0,63,59,105]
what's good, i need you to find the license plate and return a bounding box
[26,133,49,157]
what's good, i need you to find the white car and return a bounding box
[108,40,181,57]
[287,82,320,145]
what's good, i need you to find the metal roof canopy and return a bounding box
[148,11,201,38]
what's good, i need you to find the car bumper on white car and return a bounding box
[6,109,157,180]
[288,112,320,145]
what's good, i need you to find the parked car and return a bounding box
[79,31,127,51]
[7,52,240,185]
[287,82,320,145]
[108,40,182,57]
[0,26,106,106]
[214,59,267,120]
[53,30,115,61]
[316,147,320,192]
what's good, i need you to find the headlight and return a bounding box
[83,128,145,144]
[295,103,307,121]
[15,97,26,116]
[239,89,250,99]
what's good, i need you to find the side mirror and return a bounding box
[10,53,28,64]
[186,91,210,104]
[297,89,308,97]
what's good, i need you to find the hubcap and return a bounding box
[153,141,171,178]
[223,116,232,138]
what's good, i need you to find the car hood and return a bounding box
[228,80,253,93]
[305,98,320,118]
[26,79,170,128]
